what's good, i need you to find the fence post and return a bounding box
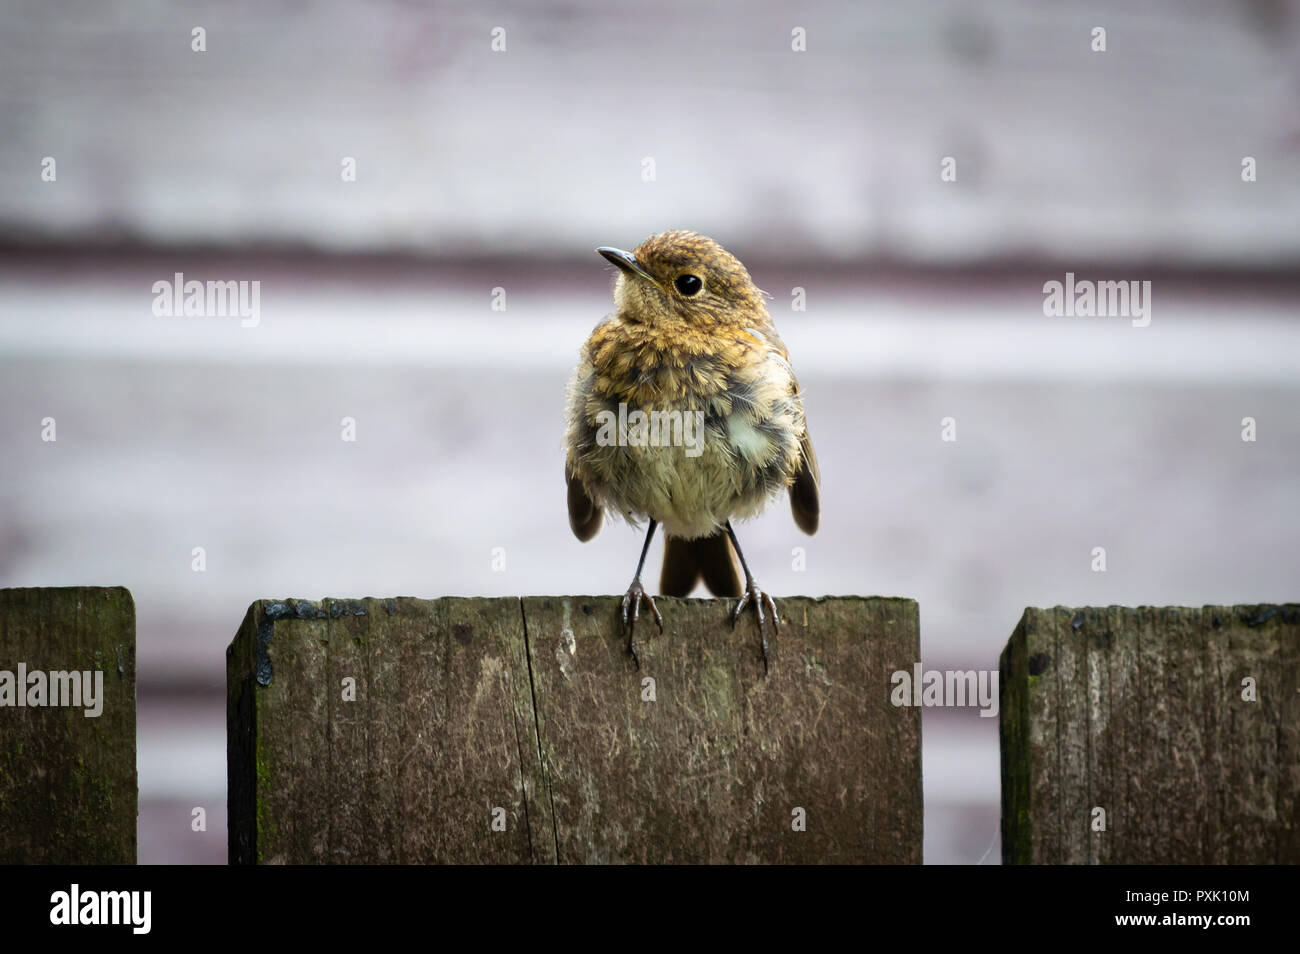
[227,594,922,863]
[0,586,137,864]
[1000,604,1299,864]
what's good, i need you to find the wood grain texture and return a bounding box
[1000,604,1300,864]
[0,586,137,864]
[228,595,921,863]
[524,595,921,863]
[227,597,548,864]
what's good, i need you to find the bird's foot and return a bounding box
[731,580,780,673]
[620,578,663,669]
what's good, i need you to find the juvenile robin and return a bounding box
[564,230,819,670]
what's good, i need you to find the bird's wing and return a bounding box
[566,465,604,541]
[790,423,820,535]
[751,324,820,535]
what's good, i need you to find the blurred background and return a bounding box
[1,0,1298,864]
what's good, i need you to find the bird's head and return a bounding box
[597,230,767,328]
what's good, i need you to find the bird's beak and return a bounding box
[596,246,656,284]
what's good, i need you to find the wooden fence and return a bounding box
[0,587,136,863]
[2,587,1296,863]
[1001,604,1299,864]
[225,595,921,864]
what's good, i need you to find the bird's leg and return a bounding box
[620,519,664,668]
[724,520,779,673]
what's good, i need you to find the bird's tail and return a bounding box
[660,532,742,598]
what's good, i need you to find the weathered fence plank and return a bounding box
[525,595,920,863]
[0,586,137,864]
[227,597,546,864]
[1000,604,1300,864]
[229,595,921,864]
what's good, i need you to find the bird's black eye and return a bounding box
[674,274,703,296]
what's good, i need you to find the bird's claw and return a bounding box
[731,581,779,673]
[620,578,663,669]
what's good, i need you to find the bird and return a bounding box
[563,229,819,671]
